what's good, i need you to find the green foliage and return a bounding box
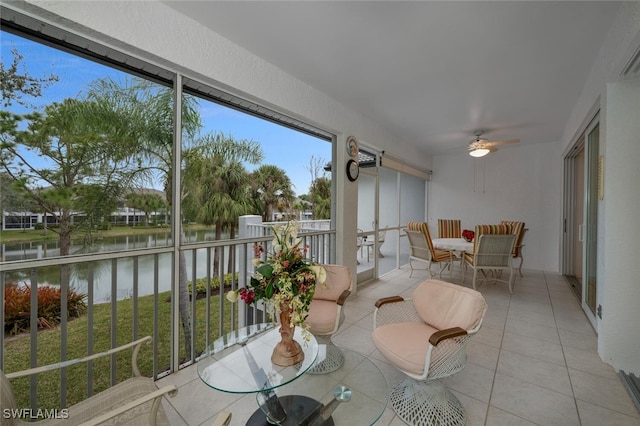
[4,291,236,410]
[0,48,58,108]
[309,176,332,219]
[3,283,87,335]
[187,272,239,296]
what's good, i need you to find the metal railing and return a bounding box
[1,217,335,411]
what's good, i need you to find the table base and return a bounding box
[246,395,335,426]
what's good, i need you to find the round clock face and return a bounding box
[346,159,359,182]
[346,136,359,157]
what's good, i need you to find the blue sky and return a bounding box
[2,31,331,196]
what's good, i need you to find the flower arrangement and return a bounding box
[462,229,475,242]
[227,221,326,339]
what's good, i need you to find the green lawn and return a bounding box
[3,290,236,410]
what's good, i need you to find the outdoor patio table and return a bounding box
[432,238,474,272]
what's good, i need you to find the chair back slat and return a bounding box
[407,221,437,258]
[474,234,517,268]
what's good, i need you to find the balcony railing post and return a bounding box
[238,215,262,328]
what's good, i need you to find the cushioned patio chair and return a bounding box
[501,220,527,277]
[372,279,487,426]
[405,222,455,278]
[306,264,351,373]
[437,219,461,239]
[0,336,177,426]
[463,233,517,293]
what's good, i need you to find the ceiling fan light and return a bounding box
[469,148,490,157]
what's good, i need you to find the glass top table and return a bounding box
[197,323,319,394]
[198,323,388,425]
[250,348,389,425]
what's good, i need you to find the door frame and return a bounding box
[562,111,600,329]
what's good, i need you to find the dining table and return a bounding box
[432,238,474,254]
[432,238,474,273]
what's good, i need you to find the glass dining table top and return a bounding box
[197,323,319,394]
[253,347,389,425]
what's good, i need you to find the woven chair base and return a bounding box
[307,338,345,374]
[389,378,465,426]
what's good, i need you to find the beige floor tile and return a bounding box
[563,345,619,380]
[558,328,597,352]
[467,340,501,371]
[474,324,505,348]
[445,362,495,403]
[332,323,377,355]
[569,368,640,418]
[508,299,553,316]
[450,391,488,426]
[504,317,561,345]
[507,307,557,329]
[576,399,640,426]
[490,372,580,425]
[555,315,596,336]
[497,349,573,396]
[485,406,539,426]
[501,332,566,366]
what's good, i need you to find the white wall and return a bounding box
[601,78,640,373]
[561,2,640,374]
[430,141,561,272]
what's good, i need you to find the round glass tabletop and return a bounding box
[252,348,388,425]
[197,323,319,394]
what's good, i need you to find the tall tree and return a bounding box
[305,155,331,220]
[85,77,203,359]
[1,98,143,256]
[125,192,168,226]
[250,165,295,221]
[182,133,263,274]
[0,48,58,108]
[309,176,332,219]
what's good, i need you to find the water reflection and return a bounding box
[2,229,229,303]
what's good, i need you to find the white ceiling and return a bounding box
[164,1,621,155]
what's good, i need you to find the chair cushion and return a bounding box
[437,219,461,238]
[372,322,438,376]
[313,264,351,301]
[501,220,525,257]
[432,249,453,262]
[307,299,339,335]
[412,279,487,331]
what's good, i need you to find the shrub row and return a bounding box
[187,272,239,296]
[4,284,87,336]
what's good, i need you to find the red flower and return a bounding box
[240,287,255,304]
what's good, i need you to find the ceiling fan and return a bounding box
[468,131,520,157]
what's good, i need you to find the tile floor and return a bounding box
[157,266,640,425]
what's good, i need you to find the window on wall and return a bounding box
[1,29,173,258]
[179,87,332,243]
[1,25,333,256]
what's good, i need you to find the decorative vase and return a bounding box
[271,301,304,367]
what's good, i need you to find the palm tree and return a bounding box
[251,165,295,221]
[182,133,263,275]
[84,77,202,359]
[309,176,332,219]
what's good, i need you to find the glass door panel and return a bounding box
[378,168,399,276]
[357,171,377,282]
[585,123,599,315]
